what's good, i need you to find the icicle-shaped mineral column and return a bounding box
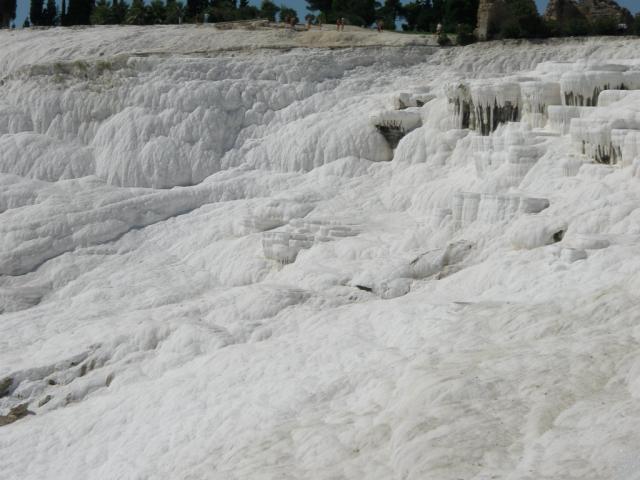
[476,194,549,223]
[452,192,481,229]
[560,71,626,107]
[470,81,520,136]
[569,117,635,164]
[445,82,473,130]
[520,81,561,128]
[611,129,640,166]
[547,106,592,134]
[369,109,422,149]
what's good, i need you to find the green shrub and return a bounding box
[499,18,522,39]
[565,17,589,36]
[455,23,475,45]
[591,16,618,36]
[437,32,452,46]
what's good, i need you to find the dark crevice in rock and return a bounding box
[375,122,409,149]
[355,285,373,292]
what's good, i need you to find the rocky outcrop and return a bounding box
[0,403,32,427]
[0,377,12,397]
[544,0,633,26]
[544,0,587,24]
[477,0,539,40]
[578,0,633,24]
[479,0,633,41]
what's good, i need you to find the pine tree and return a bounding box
[148,0,166,24]
[90,0,110,24]
[126,0,147,24]
[165,0,185,23]
[401,0,436,31]
[60,0,67,25]
[1,0,18,28]
[208,0,240,22]
[306,0,332,18]
[431,0,444,23]
[376,0,402,30]
[238,0,259,19]
[30,0,44,25]
[42,0,58,25]
[332,0,375,26]
[443,0,477,30]
[67,0,95,24]
[110,0,128,23]
[23,16,31,27]
[186,0,207,20]
[260,0,279,21]
[279,4,298,23]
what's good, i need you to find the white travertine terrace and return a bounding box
[262,217,360,264]
[393,91,436,110]
[452,192,549,229]
[3,28,640,480]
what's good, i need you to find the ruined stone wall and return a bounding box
[477,0,506,40]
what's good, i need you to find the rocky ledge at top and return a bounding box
[544,0,634,26]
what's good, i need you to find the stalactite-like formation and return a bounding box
[445,83,473,130]
[560,71,640,107]
[369,110,422,149]
[453,192,549,229]
[521,81,562,128]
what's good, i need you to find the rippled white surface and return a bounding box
[2,28,640,480]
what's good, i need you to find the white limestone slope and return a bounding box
[2,28,640,480]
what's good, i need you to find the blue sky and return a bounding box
[11,0,640,29]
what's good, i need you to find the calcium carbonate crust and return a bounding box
[1,28,640,480]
